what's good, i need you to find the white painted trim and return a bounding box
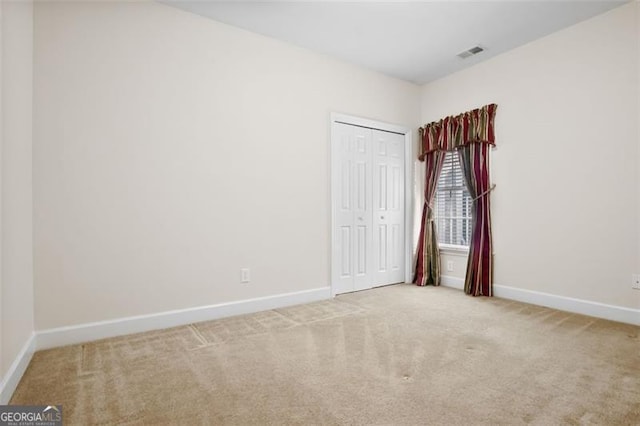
[37,287,331,350]
[0,0,4,407]
[329,114,340,297]
[492,284,640,326]
[0,333,36,404]
[331,113,410,136]
[403,127,414,283]
[440,275,639,325]
[441,275,464,290]
[439,246,469,256]
[329,112,414,296]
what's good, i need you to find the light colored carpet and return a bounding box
[11,284,640,425]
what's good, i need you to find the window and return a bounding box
[434,151,472,249]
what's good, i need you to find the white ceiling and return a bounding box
[162,1,626,85]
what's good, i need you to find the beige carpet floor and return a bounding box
[11,284,640,425]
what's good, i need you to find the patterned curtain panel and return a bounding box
[415,103,497,295]
[458,144,493,296]
[413,150,446,286]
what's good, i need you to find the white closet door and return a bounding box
[332,123,373,294]
[372,130,405,286]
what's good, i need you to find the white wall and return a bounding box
[440,251,468,281]
[1,0,34,379]
[33,1,420,329]
[31,0,639,333]
[637,1,640,281]
[423,3,639,309]
[1,0,4,379]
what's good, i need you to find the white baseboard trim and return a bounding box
[492,284,640,326]
[440,275,640,326]
[0,333,36,404]
[37,286,332,350]
[440,275,464,290]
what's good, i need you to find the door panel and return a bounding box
[377,165,387,210]
[340,226,351,278]
[372,130,405,286]
[333,124,355,294]
[332,123,373,294]
[377,224,387,272]
[356,225,367,275]
[332,122,405,295]
[352,126,373,291]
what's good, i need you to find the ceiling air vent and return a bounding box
[457,46,484,59]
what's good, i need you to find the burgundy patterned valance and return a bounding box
[418,103,497,160]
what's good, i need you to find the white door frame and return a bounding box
[330,113,413,296]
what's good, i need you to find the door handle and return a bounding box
[357,216,364,221]
[380,215,385,220]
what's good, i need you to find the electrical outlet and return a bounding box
[447,261,454,272]
[632,274,640,290]
[241,268,250,283]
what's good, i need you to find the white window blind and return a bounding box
[434,151,472,248]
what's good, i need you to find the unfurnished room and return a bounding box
[0,0,639,424]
